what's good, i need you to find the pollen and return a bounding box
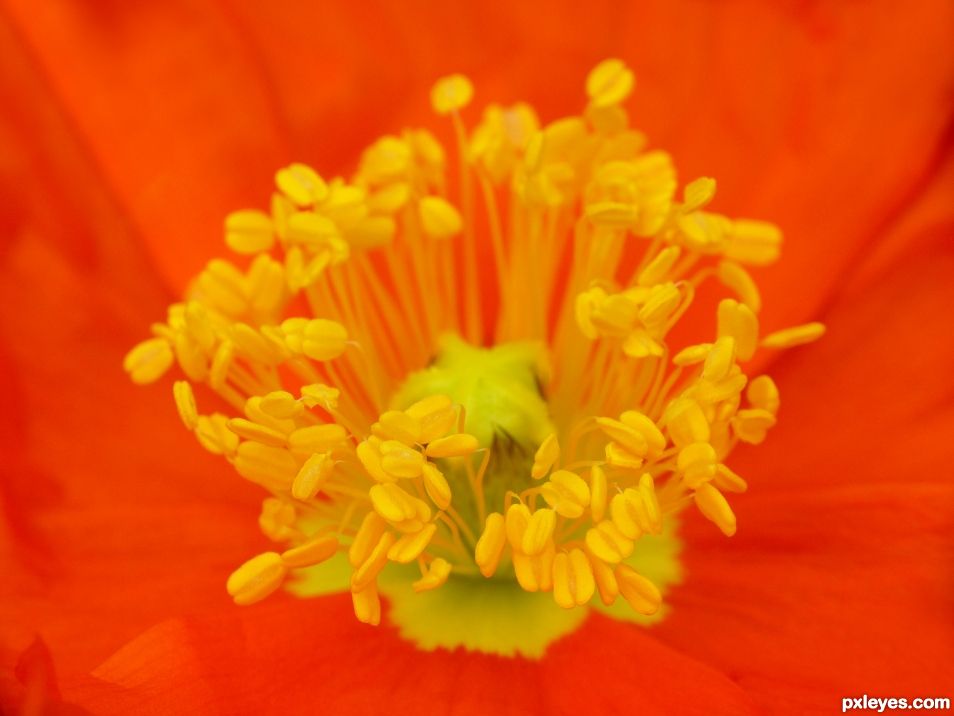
[126,60,824,635]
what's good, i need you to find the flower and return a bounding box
[122,59,829,648]
[2,2,953,714]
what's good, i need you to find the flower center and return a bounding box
[287,332,685,656]
[390,335,549,530]
[124,59,824,657]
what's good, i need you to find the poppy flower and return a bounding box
[2,1,953,715]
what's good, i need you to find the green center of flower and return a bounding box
[390,335,551,532]
[392,334,552,449]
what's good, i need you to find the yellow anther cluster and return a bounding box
[584,153,676,235]
[354,129,463,241]
[127,59,824,627]
[194,386,480,623]
[470,103,540,184]
[576,281,689,358]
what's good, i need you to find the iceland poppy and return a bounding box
[1,1,953,715]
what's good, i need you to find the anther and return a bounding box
[615,565,661,615]
[172,381,198,430]
[227,553,287,606]
[413,558,452,592]
[431,74,474,115]
[475,513,507,578]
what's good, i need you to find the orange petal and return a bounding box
[665,483,954,706]
[55,594,757,715]
[0,229,262,672]
[736,219,954,491]
[1,0,292,292]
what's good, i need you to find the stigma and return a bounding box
[125,59,824,636]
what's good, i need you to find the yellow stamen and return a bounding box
[413,558,452,592]
[552,548,596,608]
[234,442,298,491]
[586,520,635,564]
[424,433,479,458]
[718,299,759,361]
[281,318,349,361]
[260,390,305,419]
[589,465,608,522]
[418,196,464,239]
[430,74,474,115]
[276,163,329,207]
[474,513,507,578]
[694,482,738,537]
[682,177,716,213]
[531,433,560,480]
[388,524,438,564]
[352,531,397,592]
[291,452,335,500]
[224,210,275,255]
[615,565,662,615]
[716,260,761,312]
[172,380,198,430]
[227,552,287,606]
[521,508,557,557]
[585,58,635,108]
[541,469,590,519]
[124,338,174,385]
[421,463,452,510]
[590,552,620,606]
[762,322,827,348]
[195,414,238,456]
[351,582,381,626]
[281,534,339,569]
[287,424,348,454]
[747,375,780,414]
[228,417,288,447]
